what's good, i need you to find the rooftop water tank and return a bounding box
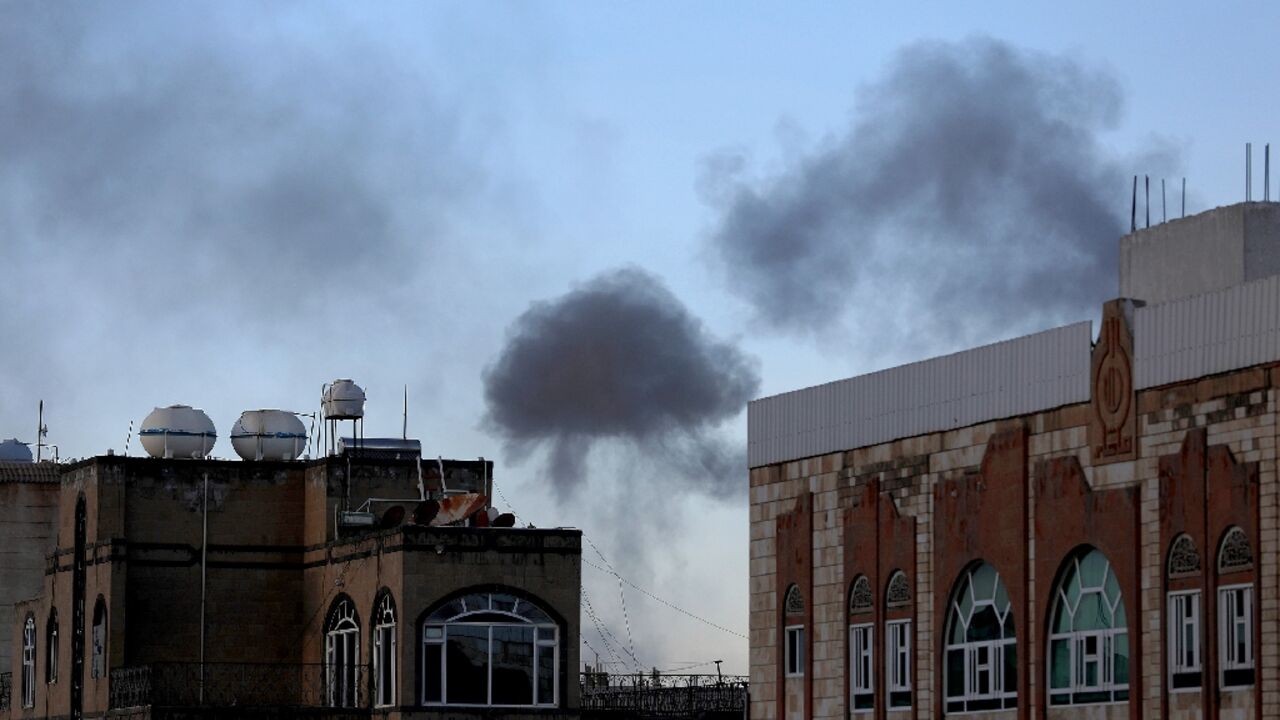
[323,379,365,419]
[0,438,33,463]
[231,410,307,461]
[139,405,217,459]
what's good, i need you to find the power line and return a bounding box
[582,557,747,640]
[581,588,629,669]
[582,534,641,672]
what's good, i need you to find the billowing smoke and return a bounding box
[482,267,759,498]
[708,37,1165,343]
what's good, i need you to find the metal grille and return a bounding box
[0,671,10,711]
[109,663,367,709]
[1168,534,1201,578]
[1219,528,1253,573]
[581,673,748,717]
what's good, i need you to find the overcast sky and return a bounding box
[4,1,1280,674]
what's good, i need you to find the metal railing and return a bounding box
[0,671,10,711]
[581,673,749,717]
[109,663,369,709]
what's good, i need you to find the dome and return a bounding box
[231,410,307,461]
[322,379,365,420]
[0,438,33,463]
[138,405,217,459]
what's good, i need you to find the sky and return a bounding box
[4,1,1280,675]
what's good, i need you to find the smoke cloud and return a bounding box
[708,37,1158,343]
[482,267,759,498]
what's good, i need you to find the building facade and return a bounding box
[3,448,582,720]
[747,202,1280,720]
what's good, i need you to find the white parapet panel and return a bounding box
[747,322,1093,468]
[1134,273,1280,390]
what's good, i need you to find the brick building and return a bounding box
[747,202,1280,720]
[2,441,582,719]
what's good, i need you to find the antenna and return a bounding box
[1130,175,1137,232]
[36,400,48,462]
[124,419,134,457]
[1182,177,1186,217]
[1145,175,1150,229]
[1162,178,1167,223]
[1266,144,1272,202]
[1247,143,1252,201]
[402,384,408,440]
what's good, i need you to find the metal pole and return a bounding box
[1162,179,1167,223]
[200,472,208,704]
[1182,177,1186,217]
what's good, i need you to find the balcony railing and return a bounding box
[580,673,749,717]
[109,663,369,710]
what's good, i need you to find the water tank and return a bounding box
[0,438,33,462]
[322,379,365,419]
[231,410,307,461]
[139,405,217,459]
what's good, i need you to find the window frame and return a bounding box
[885,619,911,709]
[325,597,361,708]
[1218,583,1254,690]
[22,614,36,708]
[46,609,59,685]
[373,592,397,708]
[848,622,873,713]
[784,625,805,678]
[420,591,561,708]
[944,563,1017,713]
[1166,589,1201,692]
[1046,549,1129,707]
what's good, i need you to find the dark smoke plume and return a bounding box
[482,267,759,498]
[708,37,1160,342]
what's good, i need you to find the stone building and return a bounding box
[2,442,582,719]
[747,202,1280,720]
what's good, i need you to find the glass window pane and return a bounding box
[1103,566,1121,605]
[972,564,997,602]
[949,609,966,645]
[966,606,1001,642]
[1079,550,1106,589]
[1049,639,1070,689]
[446,625,490,704]
[425,625,444,641]
[537,626,556,642]
[492,594,519,614]
[537,644,556,705]
[1075,593,1110,630]
[425,643,443,703]
[993,574,1010,612]
[946,649,964,698]
[1002,643,1016,693]
[491,626,534,705]
[520,603,552,625]
[1113,633,1129,685]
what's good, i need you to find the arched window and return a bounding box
[944,562,1016,713]
[884,571,911,710]
[1166,534,1202,691]
[885,571,910,608]
[1217,527,1255,688]
[46,609,59,685]
[421,591,560,707]
[22,614,36,708]
[325,596,360,708]
[783,584,804,678]
[848,575,874,712]
[91,597,107,679]
[373,591,397,708]
[1047,547,1128,706]
[848,576,873,615]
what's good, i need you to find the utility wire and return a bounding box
[582,557,747,640]
[582,534,641,673]
[581,588,628,670]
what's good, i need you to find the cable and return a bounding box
[581,588,628,670]
[582,535,641,673]
[581,557,747,640]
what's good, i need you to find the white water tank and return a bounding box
[0,438,33,462]
[231,410,307,461]
[139,405,217,459]
[322,379,365,419]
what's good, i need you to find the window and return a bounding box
[373,592,397,708]
[849,623,873,712]
[1167,591,1200,690]
[944,562,1016,713]
[784,626,804,677]
[885,571,910,609]
[46,609,59,685]
[849,576,872,615]
[325,597,360,708]
[22,614,35,708]
[1219,585,1254,688]
[785,584,805,616]
[886,620,911,709]
[91,597,107,680]
[1217,527,1253,574]
[421,591,559,707]
[1047,547,1128,706]
[1167,534,1201,578]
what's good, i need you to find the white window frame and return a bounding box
[1046,551,1129,706]
[945,564,1017,713]
[885,619,911,708]
[420,592,561,707]
[784,625,805,678]
[325,599,361,708]
[849,622,873,713]
[373,594,397,708]
[1166,590,1201,693]
[22,615,35,708]
[1219,584,1254,689]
